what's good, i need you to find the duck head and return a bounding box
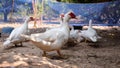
[64,11,77,22]
[28,17,35,22]
[59,13,64,22]
[26,17,35,23]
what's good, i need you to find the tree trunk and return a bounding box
[4,12,8,22]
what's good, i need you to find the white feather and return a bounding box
[3,17,32,47]
[79,19,101,42]
[21,12,76,52]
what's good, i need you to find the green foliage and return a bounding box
[36,1,42,18]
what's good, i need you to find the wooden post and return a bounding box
[40,0,44,24]
[32,0,37,28]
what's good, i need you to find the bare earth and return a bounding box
[0,23,120,68]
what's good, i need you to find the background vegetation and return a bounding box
[56,0,116,3]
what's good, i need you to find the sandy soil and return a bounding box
[0,23,120,68]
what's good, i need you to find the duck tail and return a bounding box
[3,40,10,45]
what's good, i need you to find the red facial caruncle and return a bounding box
[30,17,34,21]
[68,12,76,18]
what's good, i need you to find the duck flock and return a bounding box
[3,11,101,58]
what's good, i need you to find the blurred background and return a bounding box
[0,0,119,26]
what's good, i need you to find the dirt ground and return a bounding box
[0,23,120,68]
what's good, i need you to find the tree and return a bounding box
[0,0,33,22]
[0,0,14,22]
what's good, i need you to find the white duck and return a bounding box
[21,11,77,57]
[79,19,101,42]
[59,14,83,43]
[57,13,79,41]
[69,25,83,43]
[3,17,34,48]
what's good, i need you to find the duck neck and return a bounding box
[88,20,92,29]
[24,19,29,24]
[62,17,70,27]
[59,18,63,26]
[21,18,29,29]
[61,17,70,34]
[64,16,70,23]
